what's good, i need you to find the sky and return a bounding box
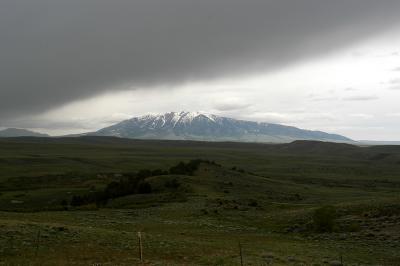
[1,0,400,140]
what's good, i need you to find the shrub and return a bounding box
[248,199,258,207]
[137,181,152,194]
[313,205,337,232]
[169,161,189,175]
[137,169,153,178]
[60,199,68,210]
[169,159,212,175]
[152,169,168,176]
[165,178,180,189]
[76,203,98,211]
[70,195,84,207]
[346,221,361,232]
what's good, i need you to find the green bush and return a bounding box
[346,221,361,232]
[248,199,258,207]
[165,178,180,189]
[313,205,336,232]
[137,181,152,194]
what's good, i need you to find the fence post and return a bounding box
[239,241,243,266]
[35,229,41,257]
[138,231,143,262]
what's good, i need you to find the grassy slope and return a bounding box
[0,137,400,265]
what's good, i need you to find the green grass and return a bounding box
[0,137,400,265]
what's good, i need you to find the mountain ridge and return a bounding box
[91,111,352,143]
[0,128,49,138]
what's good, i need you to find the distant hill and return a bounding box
[278,140,360,154]
[358,140,400,146]
[0,128,49,138]
[91,111,352,143]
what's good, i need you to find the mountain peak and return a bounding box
[132,111,218,128]
[173,111,217,123]
[93,111,352,143]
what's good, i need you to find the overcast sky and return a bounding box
[1,0,400,140]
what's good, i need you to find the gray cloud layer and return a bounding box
[1,0,400,119]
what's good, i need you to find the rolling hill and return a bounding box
[0,128,49,137]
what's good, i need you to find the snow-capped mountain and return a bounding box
[91,111,352,143]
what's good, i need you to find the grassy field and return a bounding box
[0,137,400,265]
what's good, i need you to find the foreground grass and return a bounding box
[2,202,399,265]
[0,137,400,265]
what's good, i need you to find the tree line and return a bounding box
[69,159,218,207]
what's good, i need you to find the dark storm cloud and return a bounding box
[1,0,400,118]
